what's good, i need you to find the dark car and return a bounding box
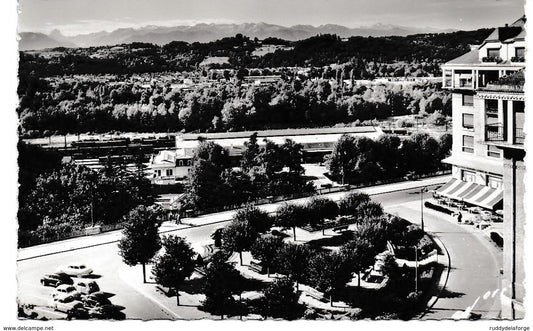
[40,273,74,287]
[88,304,125,320]
[82,295,111,309]
[66,307,90,320]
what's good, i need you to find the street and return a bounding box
[16,177,503,320]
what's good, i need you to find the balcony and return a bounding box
[515,127,525,144]
[482,56,503,63]
[510,56,525,63]
[486,123,506,141]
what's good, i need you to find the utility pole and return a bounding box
[420,186,428,232]
[415,247,418,293]
[421,187,425,232]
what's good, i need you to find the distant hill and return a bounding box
[18,32,76,51]
[20,22,454,49]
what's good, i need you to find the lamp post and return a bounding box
[420,187,428,232]
[415,247,418,293]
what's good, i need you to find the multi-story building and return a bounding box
[439,16,526,319]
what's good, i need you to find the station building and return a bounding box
[148,126,383,185]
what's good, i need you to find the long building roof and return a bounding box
[180,126,377,141]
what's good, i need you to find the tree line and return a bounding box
[17,145,154,247]
[18,74,451,137]
[326,132,451,184]
[19,29,492,77]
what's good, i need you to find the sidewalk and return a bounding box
[17,175,450,261]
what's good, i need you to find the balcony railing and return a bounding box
[482,56,503,63]
[515,127,525,144]
[486,123,506,141]
[510,56,525,63]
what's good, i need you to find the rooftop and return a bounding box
[180,126,377,141]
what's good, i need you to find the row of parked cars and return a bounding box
[40,263,125,320]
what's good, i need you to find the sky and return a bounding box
[18,0,525,36]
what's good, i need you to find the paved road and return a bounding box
[18,176,448,261]
[386,196,503,320]
[18,185,443,320]
[17,176,503,320]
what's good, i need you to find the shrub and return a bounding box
[424,201,454,215]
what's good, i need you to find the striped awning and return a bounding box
[436,178,503,210]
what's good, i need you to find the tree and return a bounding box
[221,219,259,265]
[118,205,163,283]
[256,139,284,178]
[340,237,377,287]
[305,196,339,233]
[234,205,272,234]
[338,192,371,216]
[202,258,246,319]
[241,132,260,172]
[186,158,226,210]
[379,252,400,285]
[374,134,402,178]
[307,252,352,301]
[274,203,307,240]
[356,201,384,221]
[325,134,357,184]
[152,235,196,305]
[275,243,312,289]
[279,139,304,174]
[355,216,389,251]
[438,133,452,161]
[250,235,285,277]
[260,277,304,320]
[400,133,440,175]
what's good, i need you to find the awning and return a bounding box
[436,179,503,210]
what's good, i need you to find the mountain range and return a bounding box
[19,22,454,51]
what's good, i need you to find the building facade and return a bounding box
[148,126,383,184]
[441,16,526,319]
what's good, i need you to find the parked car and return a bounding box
[88,304,125,320]
[51,284,80,301]
[48,296,84,313]
[40,273,73,287]
[56,264,93,277]
[66,307,90,320]
[81,292,112,308]
[74,280,99,295]
[83,297,111,309]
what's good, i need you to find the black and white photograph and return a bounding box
[1,0,531,328]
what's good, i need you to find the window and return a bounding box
[462,170,476,182]
[155,170,161,177]
[166,169,173,176]
[444,70,452,87]
[178,160,183,167]
[487,145,501,158]
[462,94,474,107]
[515,47,525,58]
[487,48,500,58]
[462,135,474,153]
[462,113,474,129]
[487,175,503,189]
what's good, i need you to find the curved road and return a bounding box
[17,181,503,320]
[386,196,503,320]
